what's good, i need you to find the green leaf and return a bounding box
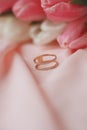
[71,0,87,5]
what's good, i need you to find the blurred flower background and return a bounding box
[0,0,87,50]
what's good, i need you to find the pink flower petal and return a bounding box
[13,0,46,22]
[41,0,87,22]
[0,0,17,13]
[69,33,87,49]
[57,16,87,48]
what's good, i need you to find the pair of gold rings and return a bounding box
[33,54,58,71]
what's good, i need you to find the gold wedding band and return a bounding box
[35,61,58,71]
[34,54,57,64]
[33,54,58,71]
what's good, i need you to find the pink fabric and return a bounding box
[1,40,87,130]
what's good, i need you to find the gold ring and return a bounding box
[35,61,58,71]
[34,54,57,64]
[33,54,58,71]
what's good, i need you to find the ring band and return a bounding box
[35,61,58,71]
[34,54,57,64]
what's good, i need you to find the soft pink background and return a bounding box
[0,42,87,130]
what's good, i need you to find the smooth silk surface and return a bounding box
[0,0,87,130]
[0,41,87,130]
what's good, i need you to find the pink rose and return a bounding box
[41,0,87,22]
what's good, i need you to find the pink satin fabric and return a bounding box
[0,41,87,130]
